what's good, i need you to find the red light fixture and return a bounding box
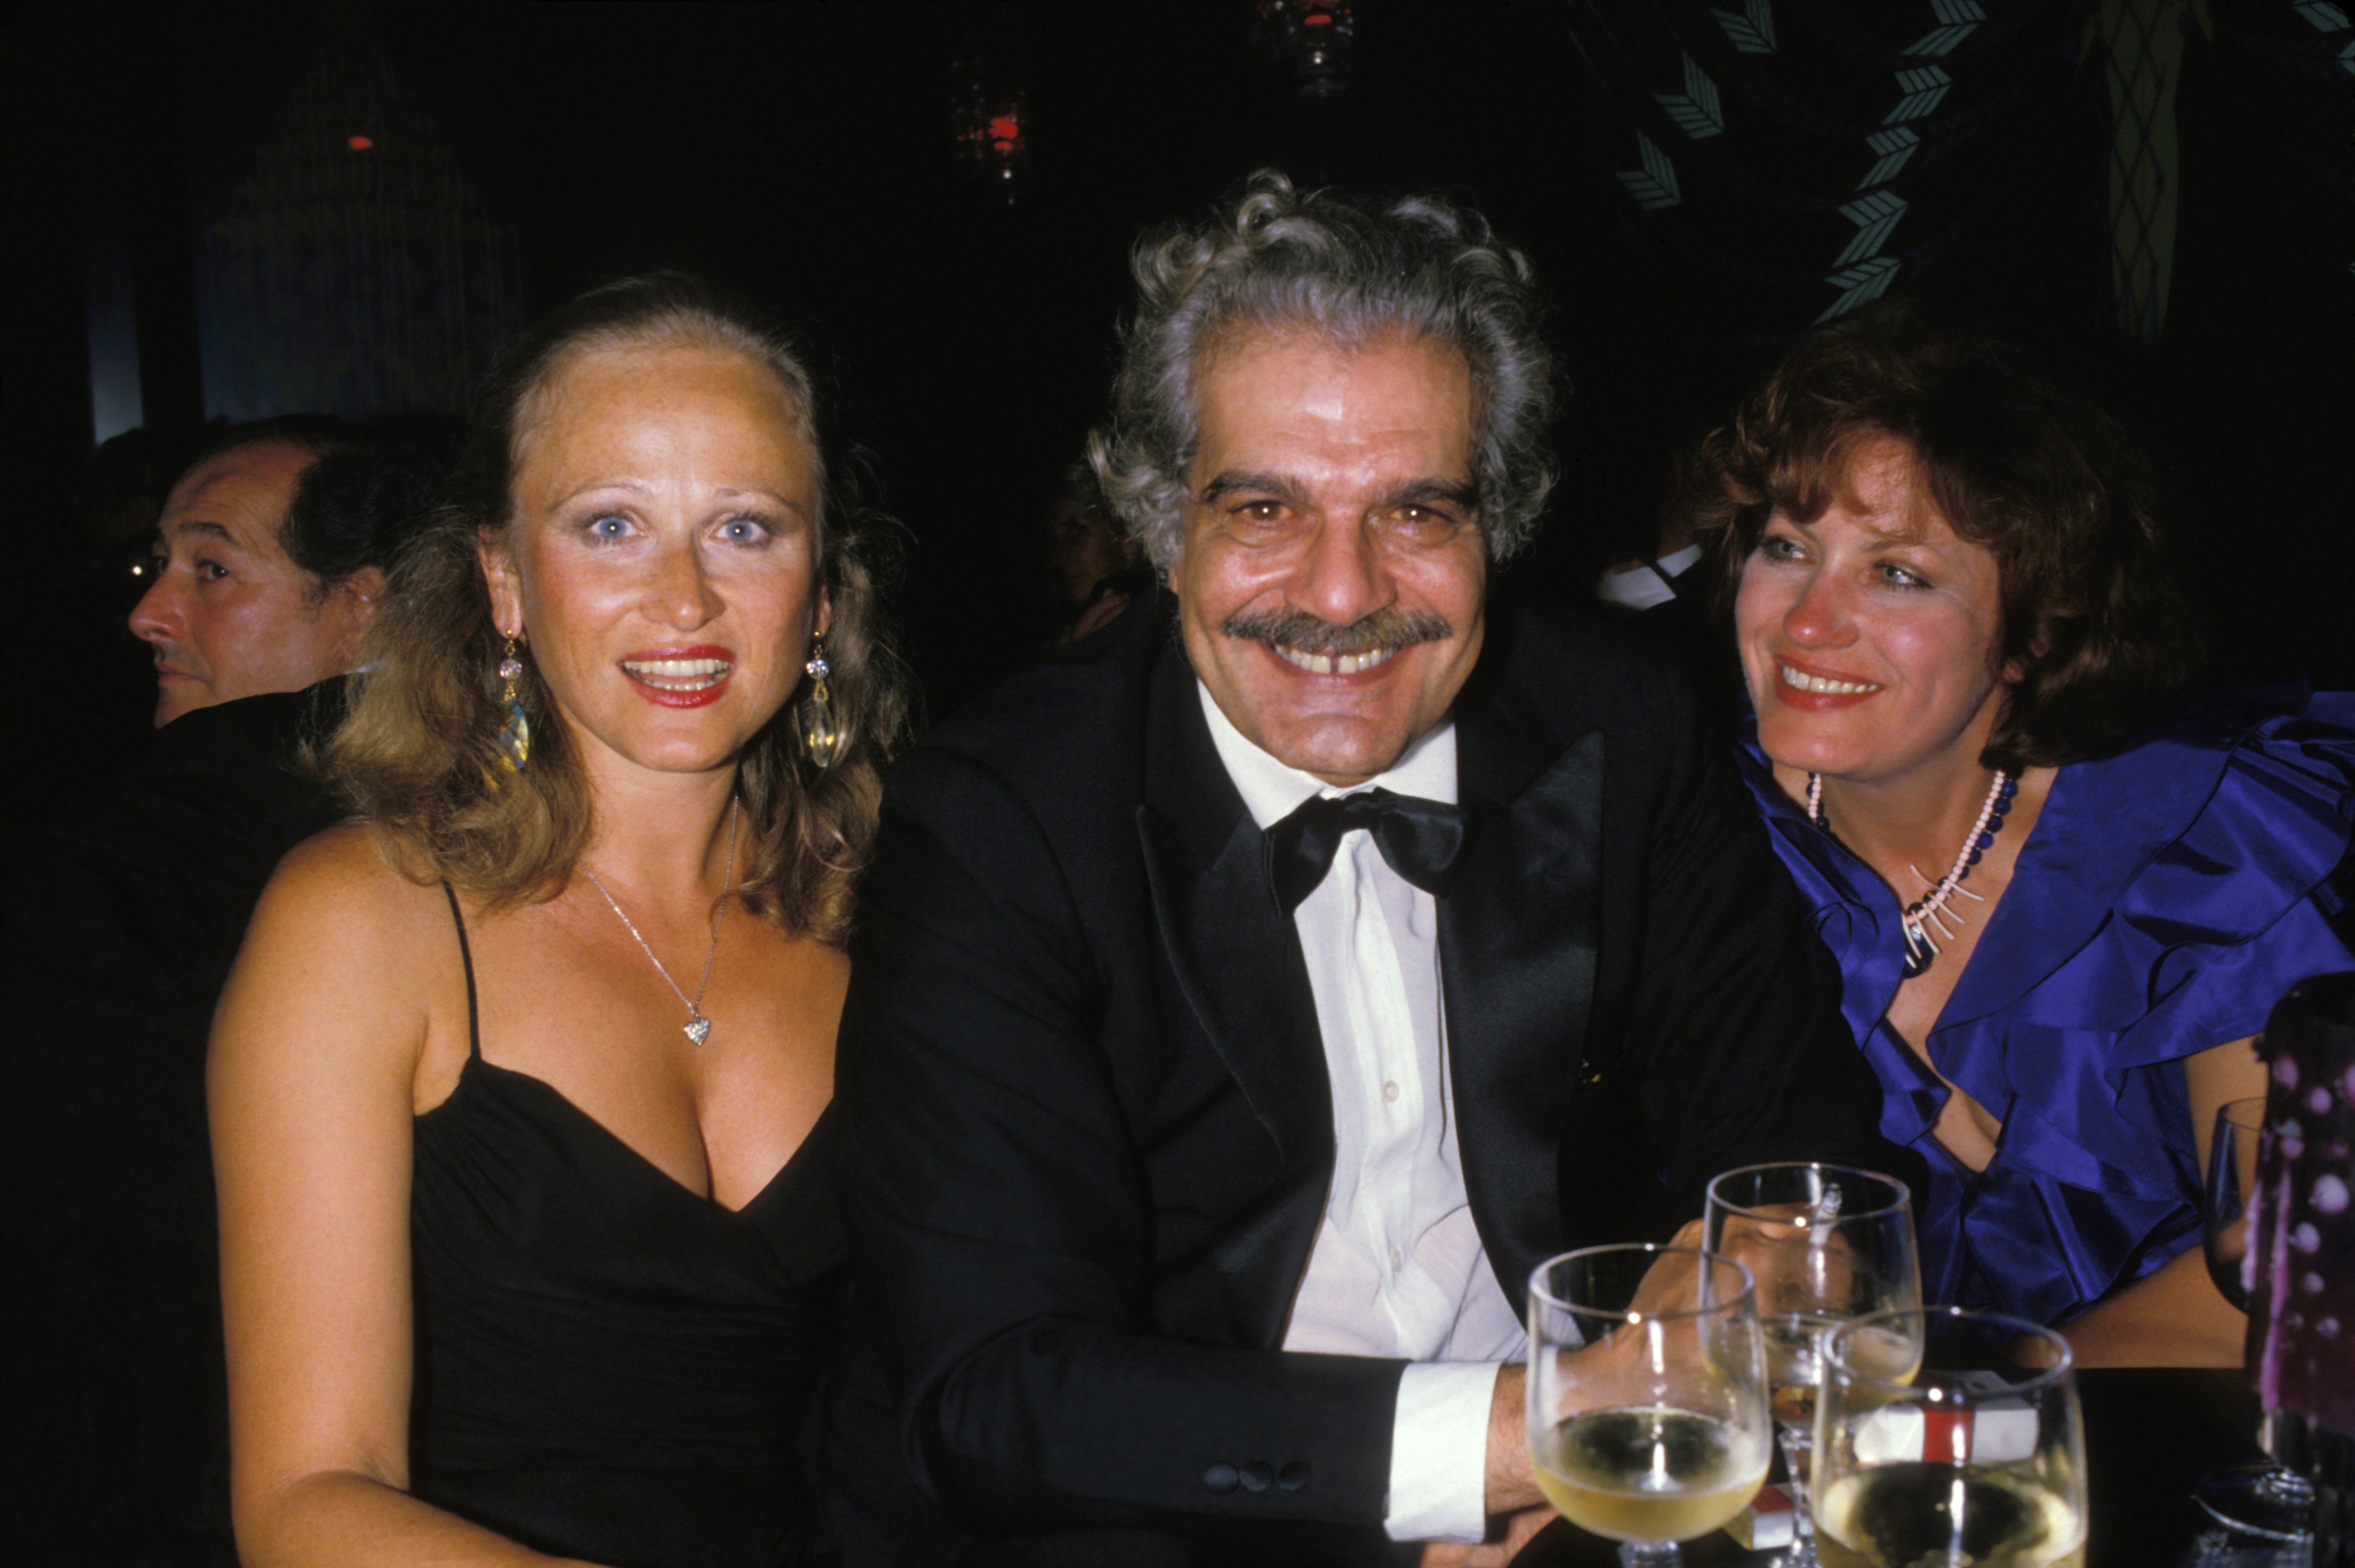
[950,17,1031,203]
[1253,1,1356,97]
[953,83,1030,196]
[347,134,375,151]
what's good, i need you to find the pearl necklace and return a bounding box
[1809,769,2015,979]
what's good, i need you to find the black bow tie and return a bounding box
[1263,787,1471,912]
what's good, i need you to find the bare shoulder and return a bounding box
[251,822,448,949]
[222,824,455,1086]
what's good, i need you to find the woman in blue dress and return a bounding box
[1687,303,2355,1364]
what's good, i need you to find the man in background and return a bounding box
[1042,454,1151,643]
[2,420,444,1566]
[129,416,385,726]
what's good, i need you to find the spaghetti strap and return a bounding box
[441,880,482,1060]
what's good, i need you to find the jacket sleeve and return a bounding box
[835,747,1403,1540]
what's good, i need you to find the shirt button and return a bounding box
[1383,1080,1400,1103]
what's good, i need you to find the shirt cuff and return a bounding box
[1383,1360,1505,1543]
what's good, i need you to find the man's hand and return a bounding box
[1464,1233,1719,1563]
[1418,1505,1558,1567]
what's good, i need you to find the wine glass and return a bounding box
[2195,1096,2315,1543]
[1814,1307,2087,1568]
[1527,1244,1774,1567]
[1705,1163,1923,1566]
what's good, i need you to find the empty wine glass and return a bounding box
[2195,1095,2314,1543]
[1527,1244,1774,1567]
[1706,1163,1923,1566]
[1814,1307,2087,1568]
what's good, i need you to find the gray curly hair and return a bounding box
[1089,169,1558,570]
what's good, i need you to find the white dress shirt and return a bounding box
[1200,685,1528,1545]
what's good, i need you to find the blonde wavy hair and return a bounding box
[321,273,908,943]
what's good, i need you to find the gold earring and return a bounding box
[799,634,839,768]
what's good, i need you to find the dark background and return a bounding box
[4,0,2350,825]
[0,6,2347,1563]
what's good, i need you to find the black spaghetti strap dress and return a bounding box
[408,885,844,1568]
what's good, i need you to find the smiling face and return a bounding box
[1735,433,2016,786]
[128,441,378,727]
[1172,328,1487,786]
[481,343,827,786]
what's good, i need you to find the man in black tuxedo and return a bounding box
[838,172,1898,1565]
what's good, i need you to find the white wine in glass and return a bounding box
[1706,1163,1923,1565]
[1814,1307,2088,1568]
[1533,1403,1772,1541]
[1528,1244,1773,1567]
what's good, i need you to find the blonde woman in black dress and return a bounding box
[210,275,903,1568]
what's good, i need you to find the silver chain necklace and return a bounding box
[580,796,740,1045]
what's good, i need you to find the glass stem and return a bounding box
[2262,1409,2320,1500]
[1616,1542,1682,1567]
[1778,1424,1821,1568]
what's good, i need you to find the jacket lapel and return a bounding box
[1440,659,1606,1311]
[1135,647,1334,1168]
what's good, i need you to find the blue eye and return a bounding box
[1879,562,1927,590]
[586,513,630,541]
[720,516,769,543]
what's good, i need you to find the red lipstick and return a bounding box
[1769,655,1884,713]
[619,644,736,709]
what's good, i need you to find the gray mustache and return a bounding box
[1222,605,1453,656]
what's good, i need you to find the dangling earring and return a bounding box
[798,634,840,769]
[495,633,532,772]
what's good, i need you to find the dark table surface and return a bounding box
[1513,1368,2295,1568]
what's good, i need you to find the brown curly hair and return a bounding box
[1684,299,2205,772]
[319,273,909,943]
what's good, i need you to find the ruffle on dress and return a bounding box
[1742,688,2355,1325]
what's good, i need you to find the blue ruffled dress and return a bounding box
[1740,689,2355,1325]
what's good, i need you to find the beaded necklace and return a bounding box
[1809,769,2016,979]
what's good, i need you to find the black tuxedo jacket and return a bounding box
[838,594,1896,1559]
